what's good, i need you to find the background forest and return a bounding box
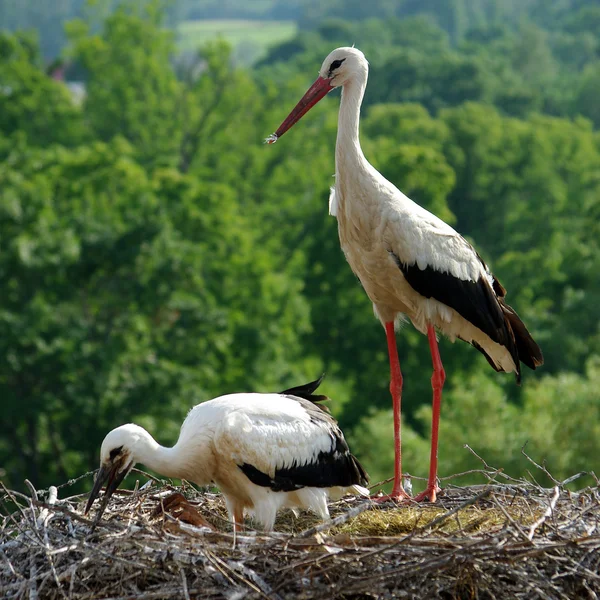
[1,0,599,494]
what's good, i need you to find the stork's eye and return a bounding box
[328,58,345,76]
[109,446,124,460]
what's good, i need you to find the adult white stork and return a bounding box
[266,47,543,503]
[85,376,368,530]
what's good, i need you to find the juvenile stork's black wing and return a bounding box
[216,393,368,492]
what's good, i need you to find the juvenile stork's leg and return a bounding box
[374,321,410,502]
[413,325,445,502]
[233,505,244,533]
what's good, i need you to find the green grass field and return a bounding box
[177,19,297,65]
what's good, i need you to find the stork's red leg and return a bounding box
[413,325,445,502]
[374,321,410,502]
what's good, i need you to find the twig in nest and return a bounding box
[440,468,501,482]
[2,475,598,600]
[28,554,38,600]
[229,560,285,600]
[179,565,190,600]
[491,493,530,541]
[295,501,372,539]
[367,476,394,491]
[0,482,44,545]
[559,472,587,487]
[528,486,560,541]
[282,487,496,592]
[35,484,67,598]
[522,443,561,485]
[204,548,275,600]
[30,499,120,530]
[24,479,40,529]
[464,444,495,470]
[131,467,164,484]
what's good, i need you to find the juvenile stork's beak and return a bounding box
[85,461,131,522]
[265,76,334,144]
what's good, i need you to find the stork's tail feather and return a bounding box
[468,300,543,384]
[280,374,329,403]
[328,454,369,498]
[501,302,544,371]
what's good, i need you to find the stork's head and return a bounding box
[85,424,147,521]
[317,46,368,88]
[265,46,368,144]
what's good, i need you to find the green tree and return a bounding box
[575,62,600,127]
[2,0,599,495]
[67,2,183,166]
[0,135,315,490]
[0,31,87,147]
[352,358,600,492]
[442,104,600,375]
[363,105,456,222]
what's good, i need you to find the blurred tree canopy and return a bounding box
[0,0,599,493]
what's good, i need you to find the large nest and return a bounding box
[1,462,599,599]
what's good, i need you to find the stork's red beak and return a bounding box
[265,76,334,144]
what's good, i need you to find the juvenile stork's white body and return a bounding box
[86,378,368,530]
[267,47,543,502]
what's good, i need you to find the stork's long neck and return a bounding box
[335,76,369,175]
[134,430,212,484]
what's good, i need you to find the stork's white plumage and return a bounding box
[266,47,543,503]
[85,377,368,530]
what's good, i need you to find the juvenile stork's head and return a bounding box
[85,424,147,520]
[265,46,368,144]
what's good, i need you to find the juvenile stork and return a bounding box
[266,47,543,503]
[85,377,368,530]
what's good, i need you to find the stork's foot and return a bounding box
[411,485,441,503]
[372,487,411,503]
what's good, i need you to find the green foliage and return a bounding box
[0,135,315,489]
[0,31,87,147]
[363,105,456,223]
[353,360,600,491]
[67,4,183,166]
[575,62,600,127]
[261,2,600,121]
[442,105,600,373]
[1,1,599,494]
[348,410,429,492]
[520,357,600,476]
[0,0,186,58]
[423,359,600,484]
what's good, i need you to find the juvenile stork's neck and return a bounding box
[335,77,369,176]
[135,431,211,484]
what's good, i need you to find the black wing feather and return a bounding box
[240,438,368,492]
[241,380,369,492]
[394,256,512,346]
[389,251,543,382]
[500,301,544,370]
